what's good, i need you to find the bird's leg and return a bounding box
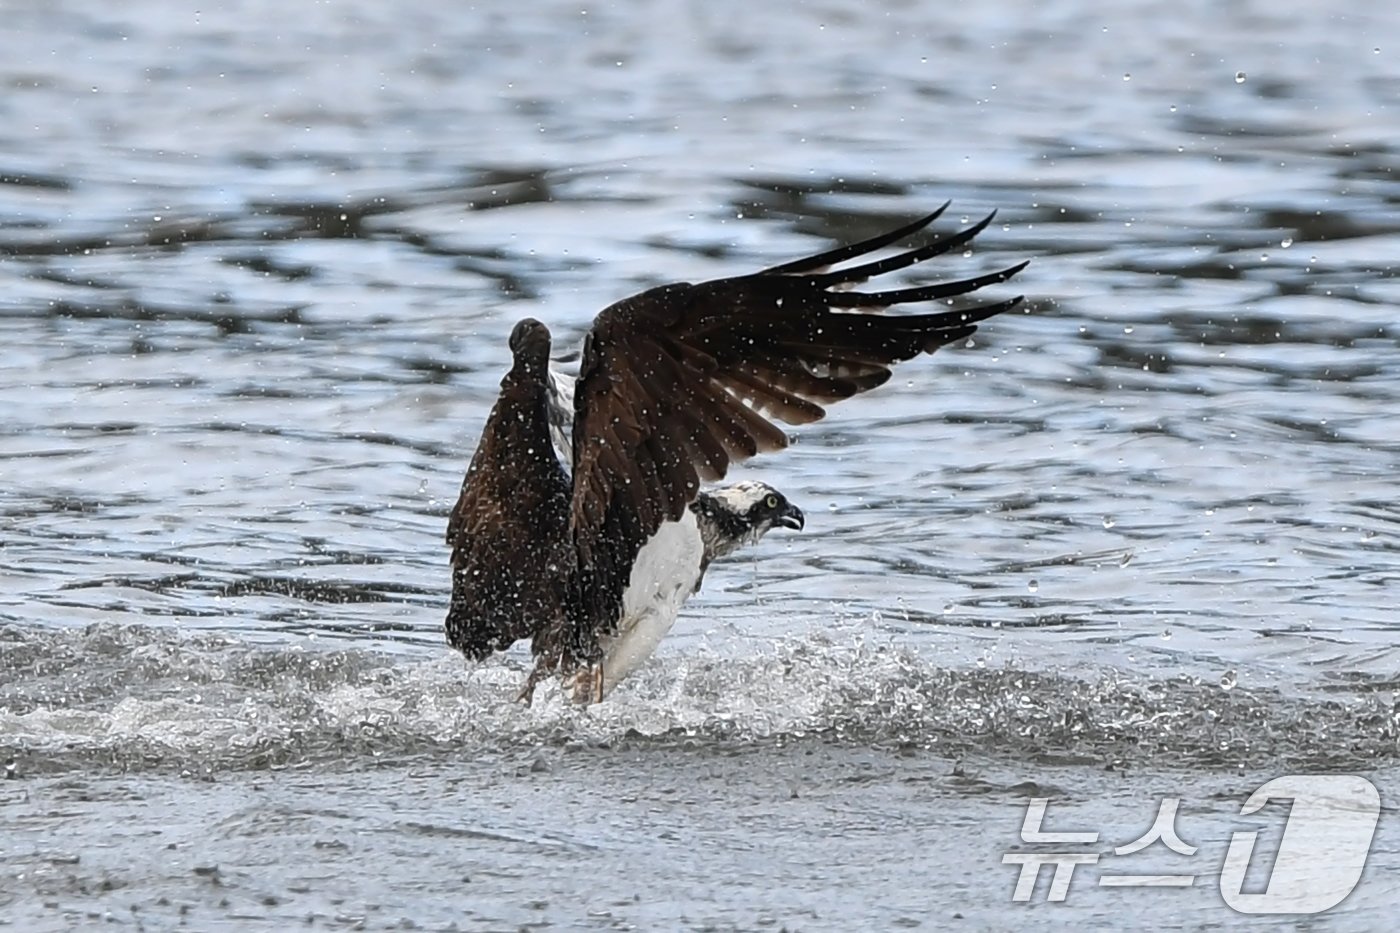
[559,621,606,705]
[516,659,552,706]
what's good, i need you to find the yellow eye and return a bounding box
[765,495,779,509]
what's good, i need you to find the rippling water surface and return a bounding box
[2,0,1398,929]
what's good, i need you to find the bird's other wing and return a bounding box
[565,206,1027,634]
[445,361,573,660]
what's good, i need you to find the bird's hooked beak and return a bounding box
[777,501,805,531]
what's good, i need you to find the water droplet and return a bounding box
[1102,516,1116,529]
[1280,237,1293,248]
[1123,325,1134,335]
[1234,71,1247,84]
[1219,670,1237,691]
[1027,579,1039,594]
[1161,629,1172,640]
[1169,104,1178,113]
[1122,72,1131,81]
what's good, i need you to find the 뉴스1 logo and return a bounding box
[1003,774,1380,913]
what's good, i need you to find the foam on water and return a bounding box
[3,623,1394,777]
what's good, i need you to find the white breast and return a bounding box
[592,509,704,699]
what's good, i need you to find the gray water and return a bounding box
[3,0,1400,929]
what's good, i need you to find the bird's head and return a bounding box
[703,481,805,551]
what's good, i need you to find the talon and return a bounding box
[566,663,606,706]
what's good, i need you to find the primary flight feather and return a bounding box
[445,204,1027,703]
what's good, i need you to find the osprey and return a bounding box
[445,205,1027,704]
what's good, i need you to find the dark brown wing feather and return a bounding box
[565,210,1027,651]
[445,360,572,660]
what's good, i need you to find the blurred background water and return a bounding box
[1,0,1398,929]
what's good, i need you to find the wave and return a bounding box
[1,623,1392,775]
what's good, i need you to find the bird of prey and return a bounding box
[445,204,1027,704]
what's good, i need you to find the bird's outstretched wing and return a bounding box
[563,206,1027,646]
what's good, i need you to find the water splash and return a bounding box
[2,624,1394,776]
